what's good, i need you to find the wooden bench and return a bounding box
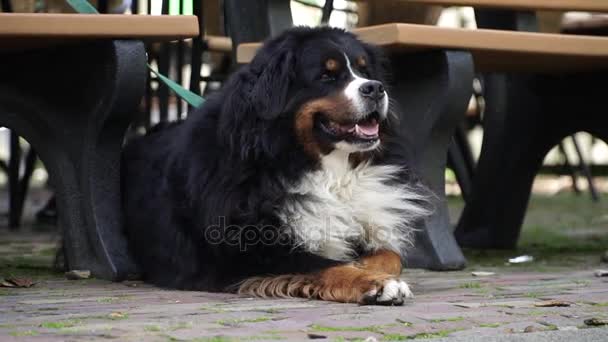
[350,1,608,251]
[0,13,198,280]
[237,23,608,72]
[379,0,608,12]
[229,0,608,269]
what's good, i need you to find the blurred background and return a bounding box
[0,0,606,230]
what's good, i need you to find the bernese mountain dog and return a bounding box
[122,27,430,306]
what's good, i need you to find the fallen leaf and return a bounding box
[509,255,534,264]
[584,318,608,326]
[108,312,127,320]
[65,270,91,280]
[534,300,571,307]
[594,269,608,277]
[1,277,36,288]
[0,280,16,287]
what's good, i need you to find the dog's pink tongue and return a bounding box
[356,121,379,136]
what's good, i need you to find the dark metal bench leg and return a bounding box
[570,135,600,202]
[448,126,476,202]
[0,40,145,280]
[8,130,21,229]
[455,72,608,249]
[558,142,581,194]
[390,51,473,270]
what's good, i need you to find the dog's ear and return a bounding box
[248,47,295,120]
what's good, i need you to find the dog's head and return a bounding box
[222,27,391,162]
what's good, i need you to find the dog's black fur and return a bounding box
[122,27,418,292]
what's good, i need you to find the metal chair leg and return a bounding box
[558,142,581,194]
[8,130,21,229]
[571,134,600,202]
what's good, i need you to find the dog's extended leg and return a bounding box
[236,250,411,305]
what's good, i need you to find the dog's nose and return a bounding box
[359,81,385,101]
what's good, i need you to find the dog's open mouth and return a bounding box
[318,111,381,142]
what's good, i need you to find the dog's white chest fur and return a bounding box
[280,150,427,261]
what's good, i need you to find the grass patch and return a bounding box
[382,333,410,341]
[189,337,236,342]
[38,247,59,257]
[396,319,413,327]
[97,297,120,303]
[460,282,482,289]
[478,323,501,328]
[40,319,82,329]
[453,193,608,270]
[429,317,464,323]
[170,322,193,331]
[200,306,227,313]
[216,316,271,326]
[144,325,162,332]
[407,329,463,339]
[10,330,38,337]
[591,302,608,307]
[309,324,383,334]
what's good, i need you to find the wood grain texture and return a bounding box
[356,0,608,12]
[238,23,608,72]
[0,13,199,52]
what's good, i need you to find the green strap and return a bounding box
[66,0,98,14]
[148,65,205,107]
[66,0,205,108]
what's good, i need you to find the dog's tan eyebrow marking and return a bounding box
[356,56,367,68]
[325,58,340,72]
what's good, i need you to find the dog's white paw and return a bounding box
[361,278,413,306]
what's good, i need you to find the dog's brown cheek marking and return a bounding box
[235,249,401,303]
[294,96,350,159]
[294,105,322,159]
[294,95,357,159]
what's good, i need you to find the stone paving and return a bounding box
[1,234,607,341]
[1,192,607,341]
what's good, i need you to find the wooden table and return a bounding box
[0,13,198,280]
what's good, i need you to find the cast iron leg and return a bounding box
[456,72,608,249]
[0,40,145,280]
[390,51,474,270]
[571,135,600,202]
[448,126,475,202]
[8,131,21,229]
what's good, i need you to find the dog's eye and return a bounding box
[320,73,336,83]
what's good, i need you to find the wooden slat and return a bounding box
[205,35,232,53]
[237,23,608,72]
[0,13,199,53]
[356,0,608,13]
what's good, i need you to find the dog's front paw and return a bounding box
[360,278,413,306]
